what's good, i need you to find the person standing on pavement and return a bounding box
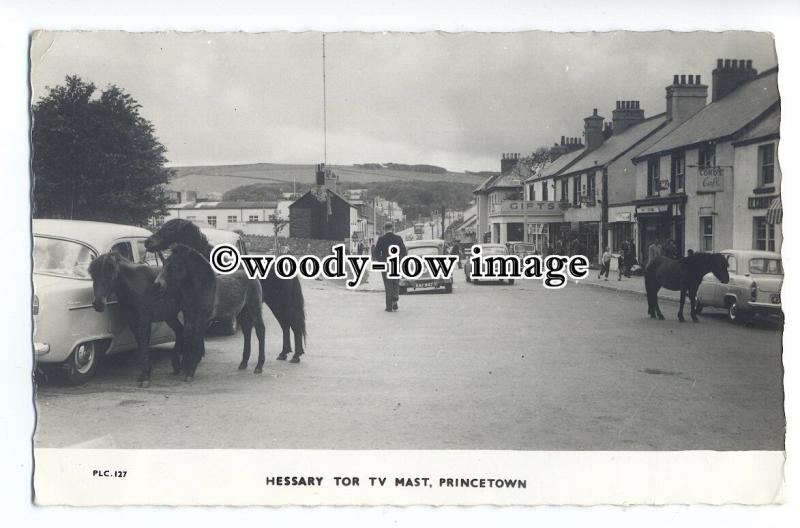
[598,246,612,281]
[373,221,407,312]
[647,239,663,269]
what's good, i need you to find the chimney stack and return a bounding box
[612,100,645,135]
[583,108,605,152]
[500,152,520,175]
[712,58,757,102]
[665,73,707,123]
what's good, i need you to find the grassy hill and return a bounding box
[167,162,486,196]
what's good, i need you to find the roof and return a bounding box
[733,106,780,144]
[32,219,153,252]
[474,173,502,193]
[486,172,523,191]
[561,114,668,175]
[289,188,356,208]
[169,201,278,210]
[638,69,779,158]
[536,148,585,180]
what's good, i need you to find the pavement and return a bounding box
[34,271,783,451]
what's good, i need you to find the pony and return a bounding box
[645,252,729,322]
[155,243,267,375]
[146,219,307,362]
[88,252,184,387]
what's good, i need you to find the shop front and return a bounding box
[488,200,564,250]
[634,199,686,265]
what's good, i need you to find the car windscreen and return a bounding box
[749,258,783,275]
[480,246,507,255]
[407,246,441,256]
[33,236,96,279]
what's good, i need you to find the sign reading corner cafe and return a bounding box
[490,201,564,217]
[697,166,725,193]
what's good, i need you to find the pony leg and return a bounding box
[166,317,184,375]
[253,315,266,374]
[237,312,252,370]
[185,330,204,382]
[678,290,687,322]
[689,286,699,322]
[276,322,291,360]
[134,322,152,388]
[290,323,304,363]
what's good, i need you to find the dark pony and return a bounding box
[88,252,184,387]
[156,243,268,375]
[146,219,307,362]
[645,252,730,322]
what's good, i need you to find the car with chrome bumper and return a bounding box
[33,219,175,384]
[398,239,454,294]
[696,249,783,323]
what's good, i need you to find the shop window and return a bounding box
[700,216,713,252]
[647,158,660,196]
[671,153,685,193]
[753,217,776,251]
[758,143,775,187]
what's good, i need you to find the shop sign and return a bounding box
[614,212,632,222]
[490,200,565,216]
[697,167,725,193]
[636,204,669,214]
[748,195,777,210]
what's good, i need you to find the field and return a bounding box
[167,162,486,196]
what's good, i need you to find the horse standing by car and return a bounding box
[155,243,269,375]
[645,252,729,322]
[88,252,185,387]
[145,219,307,362]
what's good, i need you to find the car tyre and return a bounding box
[694,302,704,314]
[61,341,99,385]
[727,300,749,324]
[507,279,515,285]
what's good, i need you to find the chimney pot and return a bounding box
[696,74,701,84]
[561,135,565,145]
[673,74,679,84]
[747,59,752,69]
[717,58,723,68]
[680,74,686,84]
[593,108,598,116]
[725,59,731,68]
[616,101,620,109]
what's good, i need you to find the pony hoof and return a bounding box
[692,317,699,323]
[678,317,685,323]
[254,367,263,374]
[183,375,193,382]
[657,315,665,320]
[238,363,247,370]
[290,356,301,364]
[276,353,288,361]
[140,380,151,388]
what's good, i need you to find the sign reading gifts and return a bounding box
[490,201,564,216]
[697,166,725,193]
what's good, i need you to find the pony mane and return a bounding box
[178,220,213,259]
[169,243,216,282]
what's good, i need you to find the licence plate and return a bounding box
[415,281,434,288]
[771,294,781,304]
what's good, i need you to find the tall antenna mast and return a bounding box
[322,33,328,165]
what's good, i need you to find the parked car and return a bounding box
[464,243,515,284]
[399,239,453,294]
[32,219,175,384]
[506,242,538,258]
[696,249,783,323]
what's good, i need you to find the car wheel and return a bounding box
[444,283,453,293]
[694,302,704,314]
[507,279,515,285]
[727,300,748,323]
[61,341,99,385]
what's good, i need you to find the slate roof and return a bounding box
[733,106,780,144]
[535,148,584,180]
[169,201,278,209]
[637,69,779,158]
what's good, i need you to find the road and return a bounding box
[34,272,784,450]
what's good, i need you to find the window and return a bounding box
[110,241,134,261]
[647,158,660,196]
[698,143,716,169]
[671,153,685,193]
[207,215,217,227]
[542,181,549,201]
[560,179,568,202]
[136,239,160,266]
[725,254,738,274]
[586,173,596,205]
[528,184,536,202]
[700,216,713,252]
[749,258,782,275]
[572,175,581,206]
[248,215,259,223]
[758,143,775,186]
[227,215,238,224]
[753,217,776,251]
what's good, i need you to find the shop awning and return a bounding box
[766,196,782,225]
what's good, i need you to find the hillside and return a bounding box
[167,162,486,196]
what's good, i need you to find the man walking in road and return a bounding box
[373,221,407,312]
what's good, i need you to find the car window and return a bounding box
[749,258,782,275]
[408,246,441,256]
[726,255,737,274]
[33,236,96,279]
[135,239,161,266]
[481,246,508,255]
[110,241,134,261]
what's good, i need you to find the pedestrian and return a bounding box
[373,221,407,312]
[647,239,663,268]
[665,238,678,259]
[598,246,612,281]
[357,240,365,255]
[450,240,463,269]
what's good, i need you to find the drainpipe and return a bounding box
[601,168,609,250]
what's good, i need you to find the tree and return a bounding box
[32,75,171,225]
[268,213,289,253]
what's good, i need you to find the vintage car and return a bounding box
[464,243,515,284]
[696,249,783,323]
[399,239,454,294]
[506,242,538,258]
[33,219,176,384]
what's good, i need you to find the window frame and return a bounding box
[758,143,775,187]
[700,216,714,252]
[753,216,776,252]
[670,152,686,193]
[647,157,660,196]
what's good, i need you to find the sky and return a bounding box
[30,30,777,173]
